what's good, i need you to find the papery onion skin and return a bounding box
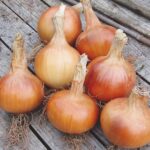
[100,93,150,148]
[37,6,81,45]
[35,5,80,89]
[47,90,99,134]
[0,69,44,113]
[76,0,116,60]
[35,44,79,89]
[85,29,136,101]
[0,33,44,114]
[85,56,136,101]
[76,25,116,60]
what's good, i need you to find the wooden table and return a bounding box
[0,0,150,149]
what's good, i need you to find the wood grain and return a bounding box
[0,109,47,150]
[113,0,150,19]
[0,2,41,54]
[0,41,11,77]
[42,0,62,6]
[89,0,150,38]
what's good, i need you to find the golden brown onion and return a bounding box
[0,34,44,113]
[37,4,82,45]
[76,0,116,60]
[85,29,136,101]
[47,54,99,134]
[100,90,150,148]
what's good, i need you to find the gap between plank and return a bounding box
[136,72,150,85]
[2,1,37,33]
[112,0,150,20]
[30,125,52,150]
[41,0,51,7]
[91,131,108,147]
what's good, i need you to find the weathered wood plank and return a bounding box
[123,38,150,83]
[31,112,106,150]
[0,41,11,77]
[2,0,150,84]
[42,0,61,6]
[0,109,47,150]
[2,0,48,30]
[89,0,150,38]
[113,0,150,19]
[0,2,41,54]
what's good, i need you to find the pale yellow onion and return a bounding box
[35,4,80,89]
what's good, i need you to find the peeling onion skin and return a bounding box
[85,29,136,101]
[0,33,44,114]
[76,0,116,60]
[0,69,44,113]
[37,6,82,45]
[100,92,150,148]
[47,90,99,134]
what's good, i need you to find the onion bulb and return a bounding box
[85,29,136,101]
[0,34,44,113]
[37,4,82,45]
[76,0,116,60]
[100,89,150,148]
[35,4,80,89]
[47,54,99,134]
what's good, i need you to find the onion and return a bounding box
[85,29,136,101]
[100,89,150,148]
[46,54,99,134]
[0,34,44,113]
[37,4,82,45]
[76,0,116,60]
[35,4,80,89]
